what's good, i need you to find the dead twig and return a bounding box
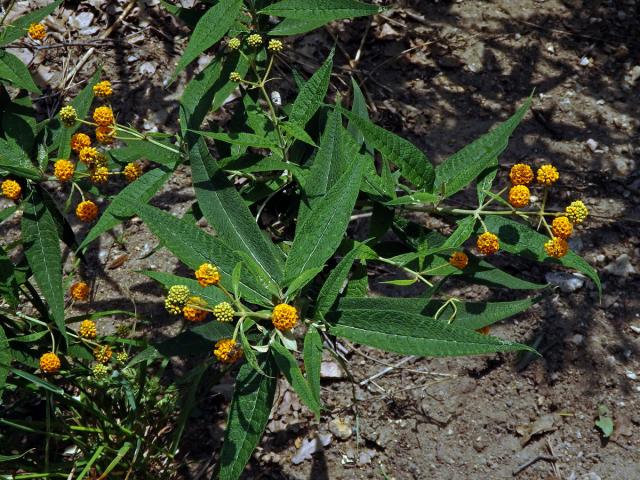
[513,455,557,476]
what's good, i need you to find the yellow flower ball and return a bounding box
[123,162,142,182]
[544,237,569,258]
[272,303,299,331]
[508,185,530,208]
[1,179,22,201]
[75,200,98,223]
[92,363,110,378]
[70,132,91,153]
[536,164,559,186]
[195,263,220,287]
[93,345,112,364]
[165,285,191,314]
[449,251,469,269]
[551,216,573,239]
[90,166,109,184]
[213,302,234,322]
[54,159,75,182]
[509,163,534,186]
[95,126,115,145]
[70,281,90,301]
[39,352,61,374]
[93,80,113,98]
[93,106,114,127]
[59,105,77,127]
[28,23,46,41]
[79,320,97,339]
[476,232,500,255]
[268,39,283,53]
[183,296,208,322]
[247,34,262,47]
[229,71,242,83]
[79,146,100,164]
[228,37,241,50]
[213,338,243,364]
[565,200,588,224]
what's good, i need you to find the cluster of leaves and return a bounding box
[0,1,600,479]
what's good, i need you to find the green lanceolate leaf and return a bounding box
[136,203,271,305]
[218,355,277,480]
[285,155,364,280]
[348,77,368,146]
[78,168,172,250]
[297,109,344,225]
[329,309,535,357]
[0,51,40,93]
[180,52,248,136]
[269,18,328,36]
[109,139,180,167]
[0,137,40,179]
[0,0,63,46]
[281,121,317,147]
[21,187,66,343]
[260,0,383,22]
[271,340,321,417]
[477,165,499,204]
[441,215,476,249]
[340,109,435,190]
[189,137,285,286]
[289,49,334,127]
[193,130,280,149]
[0,245,19,308]
[315,242,372,317]
[172,0,242,81]
[481,215,601,294]
[0,325,10,400]
[284,267,324,298]
[303,326,323,405]
[434,96,531,198]
[338,296,540,330]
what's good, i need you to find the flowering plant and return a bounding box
[0,1,599,479]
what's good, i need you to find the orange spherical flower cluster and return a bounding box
[123,162,142,182]
[1,179,22,200]
[476,231,500,255]
[449,251,469,269]
[93,80,113,98]
[536,164,559,186]
[213,338,243,364]
[76,200,98,223]
[79,146,100,164]
[508,185,530,208]
[70,132,91,153]
[551,216,573,239]
[544,237,569,258]
[93,106,114,127]
[271,303,299,331]
[90,166,109,184]
[79,319,97,339]
[509,164,534,186]
[195,263,220,287]
[93,345,112,364]
[28,23,46,41]
[54,159,75,182]
[183,296,208,322]
[70,281,90,301]
[39,352,61,374]
[95,126,115,145]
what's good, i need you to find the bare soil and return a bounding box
[3,0,639,479]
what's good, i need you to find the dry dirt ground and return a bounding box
[2,0,640,479]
